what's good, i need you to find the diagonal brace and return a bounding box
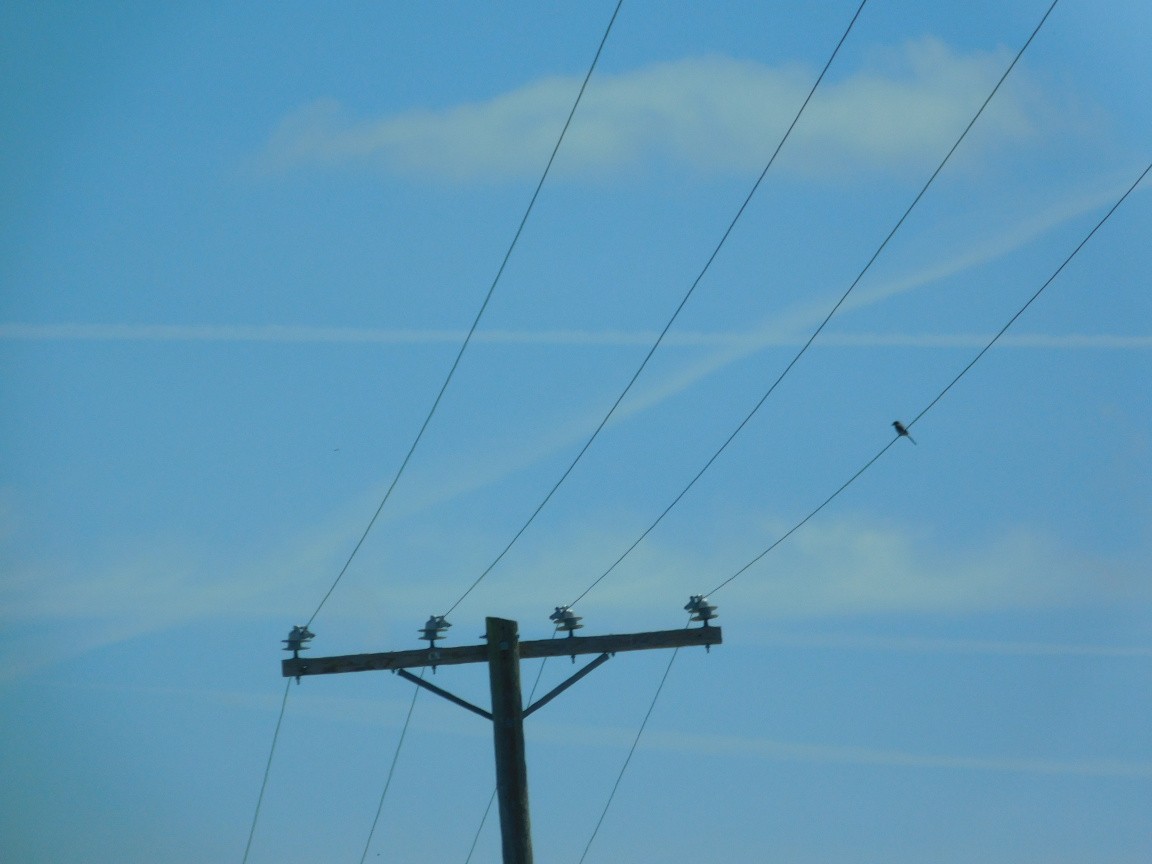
[523,652,611,718]
[395,668,492,720]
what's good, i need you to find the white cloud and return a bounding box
[259,39,1052,181]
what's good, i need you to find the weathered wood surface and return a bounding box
[487,618,533,864]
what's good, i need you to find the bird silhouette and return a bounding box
[892,420,916,445]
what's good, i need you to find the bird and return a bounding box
[892,420,916,445]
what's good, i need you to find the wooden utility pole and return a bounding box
[486,617,532,864]
[282,614,721,864]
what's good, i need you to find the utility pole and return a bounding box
[281,600,721,864]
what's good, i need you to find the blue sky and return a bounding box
[2,1,1150,862]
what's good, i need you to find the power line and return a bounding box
[303,0,625,629]
[260,8,626,856]
[240,680,292,864]
[243,5,1134,863]
[577,645,682,864]
[450,154,1148,863]
[358,672,424,864]
[462,789,497,864]
[708,158,1151,597]
[564,152,1142,864]
[708,441,894,595]
[907,164,1152,430]
[565,0,1061,610]
[442,0,872,619]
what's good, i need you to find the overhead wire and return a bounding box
[239,680,292,864]
[577,645,682,864]
[242,1,1069,861]
[297,2,630,826]
[568,7,1098,856]
[568,157,1150,864]
[252,7,626,861]
[272,1,1118,860]
[902,174,1152,432]
[303,0,625,629]
[462,790,497,864]
[564,0,1061,611]
[456,2,869,849]
[708,157,1151,598]
[331,7,628,858]
[358,671,425,864]
[421,3,846,855]
[442,0,872,619]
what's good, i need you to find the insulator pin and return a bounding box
[549,606,584,637]
[684,595,718,627]
[419,615,452,648]
[283,625,315,656]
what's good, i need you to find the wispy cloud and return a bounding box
[599,176,1146,425]
[528,717,1152,778]
[3,494,1147,687]
[259,39,1053,181]
[639,728,1152,778]
[714,517,1149,617]
[4,508,1144,670]
[2,321,1149,349]
[570,511,1151,624]
[0,323,474,344]
[748,631,1152,658]
[0,494,380,681]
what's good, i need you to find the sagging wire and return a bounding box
[442,0,872,620]
[304,0,626,630]
[565,0,1062,611]
[578,646,683,864]
[358,670,426,863]
[708,158,1151,597]
[240,680,292,864]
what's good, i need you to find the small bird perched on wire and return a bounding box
[892,420,916,445]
